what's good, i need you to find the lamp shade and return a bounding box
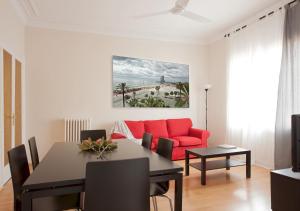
[204,84,212,90]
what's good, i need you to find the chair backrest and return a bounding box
[80,129,106,142]
[85,158,150,211]
[28,137,39,170]
[156,138,174,160]
[141,132,153,149]
[8,145,30,203]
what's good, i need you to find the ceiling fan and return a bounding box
[134,0,210,23]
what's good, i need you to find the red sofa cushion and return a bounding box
[144,120,169,138]
[167,118,192,137]
[173,136,202,146]
[152,138,180,149]
[111,133,126,139]
[125,121,145,139]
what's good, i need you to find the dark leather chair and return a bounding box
[142,132,153,149]
[151,137,174,211]
[80,129,106,142]
[85,158,150,211]
[8,144,81,211]
[28,137,39,170]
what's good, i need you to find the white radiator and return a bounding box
[64,118,91,143]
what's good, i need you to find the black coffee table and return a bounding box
[185,147,251,185]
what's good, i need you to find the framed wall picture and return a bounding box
[112,55,189,108]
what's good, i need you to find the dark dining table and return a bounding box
[22,140,183,211]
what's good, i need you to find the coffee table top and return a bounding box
[186,146,250,158]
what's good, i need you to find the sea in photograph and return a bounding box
[112,56,189,108]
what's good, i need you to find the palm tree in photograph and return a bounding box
[174,91,178,98]
[116,82,128,107]
[155,86,161,96]
[176,82,184,97]
[175,83,189,107]
[170,91,174,97]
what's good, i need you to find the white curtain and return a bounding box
[226,11,284,169]
[275,2,300,169]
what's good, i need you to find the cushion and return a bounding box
[173,136,202,147]
[144,120,169,138]
[125,121,145,139]
[167,118,192,137]
[111,133,126,139]
[152,138,179,149]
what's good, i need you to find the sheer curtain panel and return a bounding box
[226,11,284,168]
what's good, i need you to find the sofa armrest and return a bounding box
[111,133,127,139]
[189,128,211,147]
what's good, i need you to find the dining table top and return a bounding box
[23,140,183,190]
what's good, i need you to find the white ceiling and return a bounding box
[14,0,283,44]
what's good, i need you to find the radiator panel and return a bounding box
[64,118,91,143]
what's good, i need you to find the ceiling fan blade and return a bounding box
[175,0,190,8]
[180,10,211,23]
[133,10,170,19]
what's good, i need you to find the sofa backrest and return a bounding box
[144,120,169,138]
[166,118,192,137]
[124,121,145,139]
[124,118,193,139]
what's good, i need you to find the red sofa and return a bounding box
[111,118,210,160]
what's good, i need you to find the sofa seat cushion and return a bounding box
[173,136,202,146]
[144,120,169,138]
[152,138,179,149]
[125,121,145,139]
[167,118,192,137]
[111,133,126,139]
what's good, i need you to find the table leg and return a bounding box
[226,155,230,170]
[185,151,189,176]
[22,191,32,211]
[174,173,183,211]
[246,151,251,178]
[201,157,206,185]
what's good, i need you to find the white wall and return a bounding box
[26,27,209,158]
[0,0,25,59]
[207,39,228,146]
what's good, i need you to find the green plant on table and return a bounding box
[78,138,118,159]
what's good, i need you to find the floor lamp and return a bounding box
[204,84,212,130]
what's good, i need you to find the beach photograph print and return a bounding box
[112,55,189,108]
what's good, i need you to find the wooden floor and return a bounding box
[0,161,271,211]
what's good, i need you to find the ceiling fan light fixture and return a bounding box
[134,0,211,23]
[171,6,185,15]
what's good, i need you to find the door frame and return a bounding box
[0,46,25,187]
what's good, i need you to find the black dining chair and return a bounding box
[84,158,150,211]
[151,137,174,211]
[80,129,106,142]
[28,137,39,170]
[142,132,153,150]
[8,144,81,211]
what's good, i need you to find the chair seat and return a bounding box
[32,194,80,211]
[15,194,80,211]
[150,182,169,197]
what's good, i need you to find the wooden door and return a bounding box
[15,59,22,146]
[3,50,12,166]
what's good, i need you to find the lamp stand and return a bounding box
[205,88,208,131]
